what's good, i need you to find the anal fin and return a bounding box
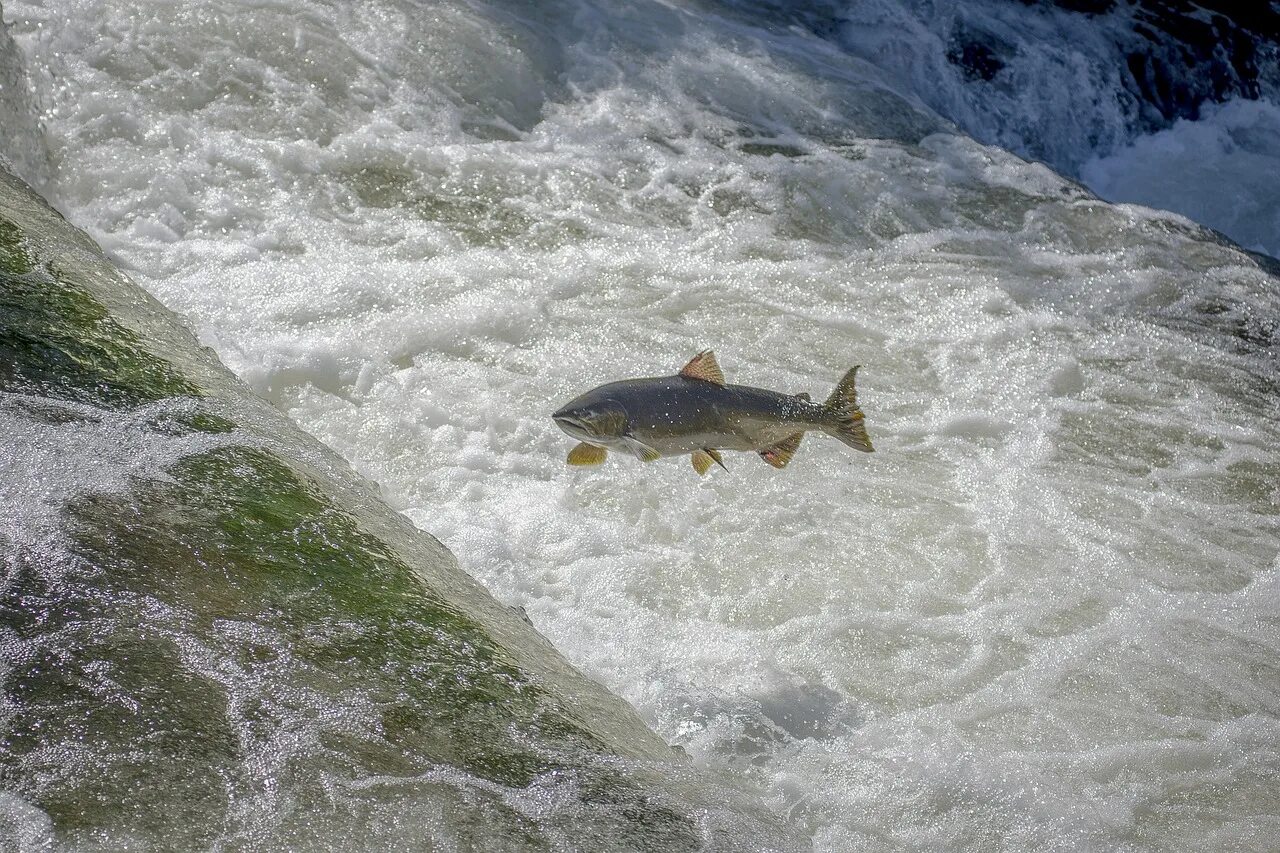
[760,432,804,469]
[567,443,607,466]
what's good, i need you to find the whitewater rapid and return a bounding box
[1083,97,1280,259]
[816,0,1280,258]
[4,0,1279,849]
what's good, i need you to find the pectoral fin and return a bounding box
[623,436,662,462]
[691,448,727,476]
[760,432,804,469]
[567,443,608,466]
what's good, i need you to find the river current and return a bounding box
[2,0,1278,849]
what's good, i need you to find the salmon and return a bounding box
[551,351,873,474]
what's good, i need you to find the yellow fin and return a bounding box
[823,365,873,452]
[691,449,727,475]
[691,448,721,473]
[760,432,804,469]
[567,443,607,466]
[679,350,725,385]
[622,436,661,462]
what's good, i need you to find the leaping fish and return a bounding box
[551,351,873,475]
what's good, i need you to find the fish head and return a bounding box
[552,390,627,444]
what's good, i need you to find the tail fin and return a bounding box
[822,366,874,453]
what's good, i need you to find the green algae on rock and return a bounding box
[0,215,203,407]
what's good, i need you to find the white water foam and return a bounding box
[0,2,47,186]
[1082,97,1280,260]
[5,0,1280,848]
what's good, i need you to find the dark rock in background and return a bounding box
[982,1,1280,127]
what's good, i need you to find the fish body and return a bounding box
[552,351,873,474]
[563,377,824,454]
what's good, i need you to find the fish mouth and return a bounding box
[552,412,594,438]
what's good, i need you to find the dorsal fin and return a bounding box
[679,350,725,385]
[794,392,811,401]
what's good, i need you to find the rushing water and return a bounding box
[0,165,800,850]
[3,0,1279,850]
[1082,97,1280,259]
